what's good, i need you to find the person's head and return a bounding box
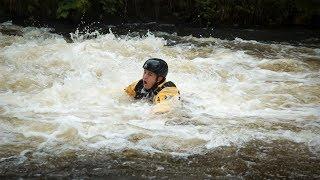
[142,58,168,90]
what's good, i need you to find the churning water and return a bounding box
[0,21,319,178]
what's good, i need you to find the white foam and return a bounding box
[0,26,319,156]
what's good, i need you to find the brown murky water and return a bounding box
[0,21,319,178]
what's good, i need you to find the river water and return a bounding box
[0,21,319,178]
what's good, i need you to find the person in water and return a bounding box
[125,58,180,105]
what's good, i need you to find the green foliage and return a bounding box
[0,0,319,26]
[99,0,124,15]
[57,0,91,19]
[295,0,320,12]
[193,0,319,26]
[194,0,217,21]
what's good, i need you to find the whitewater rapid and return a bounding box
[0,22,319,163]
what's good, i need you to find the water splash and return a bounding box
[0,23,319,160]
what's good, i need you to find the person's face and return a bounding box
[142,69,162,89]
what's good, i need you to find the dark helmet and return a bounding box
[143,58,168,77]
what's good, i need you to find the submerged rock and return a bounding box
[0,24,23,36]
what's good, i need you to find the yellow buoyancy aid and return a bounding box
[124,80,180,104]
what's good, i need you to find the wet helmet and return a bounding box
[143,58,168,77]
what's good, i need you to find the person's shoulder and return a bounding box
[162,81,179,93]
[156,80,179,96]
[158,81,177,89]
[163,81,176,88]
[153,80,180,104]
[125,79,142,97]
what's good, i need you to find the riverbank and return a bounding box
[1,18,320,48]
[1,0,319,28]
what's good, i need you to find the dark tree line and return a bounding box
[0,0,319,27]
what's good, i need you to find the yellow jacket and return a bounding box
[124,80,180,104]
